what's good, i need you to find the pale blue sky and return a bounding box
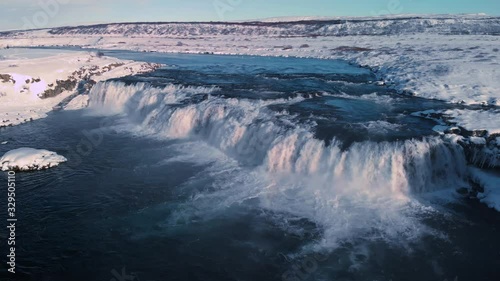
[0,0,499,31]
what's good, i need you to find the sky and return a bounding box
[0,0,499,31]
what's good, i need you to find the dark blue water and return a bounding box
[1,51,500,281]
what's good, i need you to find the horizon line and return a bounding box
[0,12,497,33]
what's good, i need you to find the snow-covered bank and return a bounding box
[0,50,161,127]
[413,109,500,168]
[444,109,500,135]
[1,148,67,171]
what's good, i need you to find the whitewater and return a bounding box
[86,55,470,253]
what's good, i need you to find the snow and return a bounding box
[469,167,500,212]
[0,50,161,127]
[252,14,492,23]
[470,137,487,145]
[443,109,500,135]
[1,148,67,171]
[411,109,446,125]
[64,95,89,110]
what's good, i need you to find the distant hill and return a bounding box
[2,14,500,38]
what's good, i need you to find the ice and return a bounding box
[1,148,67,171]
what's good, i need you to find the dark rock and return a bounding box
[39,79,78,99]
[334,46,373,52]
[456,187,469,195]
[445,127,461,134]
[0,74,14,83]
[472,130,488,137]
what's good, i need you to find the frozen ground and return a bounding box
[1,147,67,171]
[0,49,161,127]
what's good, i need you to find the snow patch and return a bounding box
[64,95,89,110]
[1,148,67,171]
[470,137,487,145]
[444,109,500,135]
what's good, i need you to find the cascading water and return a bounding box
[89,80,469,249]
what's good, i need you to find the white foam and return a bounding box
[358,120,402,134]
[88,81,218,115]
[87,81,470,249]
[469,167,500,212]
[328,92,397,105]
